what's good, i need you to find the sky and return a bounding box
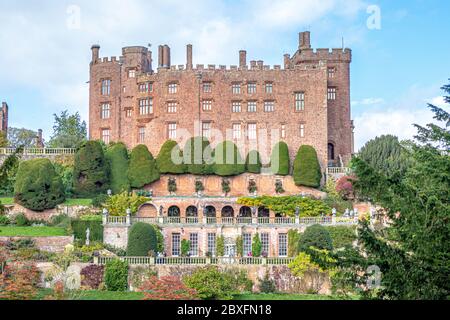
[0,0,449,151]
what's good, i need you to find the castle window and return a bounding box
[232,83,241,95]
[281,124,286,139]
[101,103,110,119]
[172,233,181,257]
[139,82,153,93]
[232,101,241,113]
[202,122,211,139]
[247,101,257,113]
[265,83,273,94]
[189,233,199,257]
[203,82,212,93]
[207,233,216,256]
[167,102,177,113]
[247,82,257,94]
[328,67,336,79]
[232,123,241,140]
[243,233,252,256]
[328,87,337,100]
[126,109,132,118]
[295,92,305,111]
[101,129,110,144]
[300,124,305,138]
[168,83,178,94]
[139,98,153,115]
[248,123,257,140]
[138,127,145,143]
[202,100,212,111]
[128,69,136,78]
[168,123,177,139]
[264,101,275,112]
[278,233,288,257]
[101,79,111,96]
[261,233,270,256]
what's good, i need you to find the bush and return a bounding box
[221,179,231,195]
[80,265,104,289]
[184,266,236,300]
[183,137,214,175]
[128,145,160,189]
[71,220,103,242]
[49,214,71,229]
[152,225,164,253]
[181,239,191,257]
[0,215,10,226]
[104,191,148,216]
[92,194,108,208]
[213,141,245,176]
[293,145,322,188]
[326,226,357,249]
[127,222,157,257]
[245,150,262,174]
[140,276,198,300]
[298,224,333,254]
[335,175,355,200]
[104,259,128,291]
[14,213,29,226]
[73,141,110,198]
[105,143,130,194]
[270,142,290,175]
[14,159,65,211]
[288,229,301,257]
[156,140,186,174]
[252,234,262,257]
[216,236,225,257]
[54,163,74,198]
[259,272,276,294]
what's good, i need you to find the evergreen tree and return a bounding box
[156,140,186,174]
[128,144,160,189]
[293,145,322,188]
[105,142,130,194]
[270,142,290,175]
[48,110,87,148]
[213,141,245,176]
[183,137,214,175]
[245,150,262,174]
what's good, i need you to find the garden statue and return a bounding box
[159,205,163,217]
[332,208,337,217]
[295,207,300,217]
[85,228,90,246]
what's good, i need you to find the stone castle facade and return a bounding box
[89,31,354,170]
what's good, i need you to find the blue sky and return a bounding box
[0,0,449,150]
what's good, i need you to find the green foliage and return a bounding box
[14,213,30,226]
[14,158,65,211]
[237,196,331,217]
[92,194,108,208]
[245,150,262,174]
[259,272,276,294]
[288,252,323,278]
[213,141,245,176]
[104,259,128,291]
[126,223,157,257]
[195,180,205,193]
[54,163,74,198]
[167,178,177,193]
[275,180,285,194]
[221,178,231,195]
[181,239,191,257]
[128,145,160,189]
[326,226,357,249]
[270,142,290,175]
[47,110,87,148]
[236,236,243,257]
[104,191,148,216]
[156,140,186,174]
[7,127,37,148]
[152,225,164,253]
[0,147,22,196]
[293,145,322,188]
[183,137,214,175]
[323,178,353,214]
[216,235,225,257]
[0,131,8,147]
[299,225,333,255]
[0,215,10,226]
[73,141,109,197]
[247,180,257,194]
[288,229,301,257]
[105,143,130,194]
[71,220,103,242]
[252,234,262,257]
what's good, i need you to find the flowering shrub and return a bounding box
[140,276,198,300]
[80,265,104,289]
[0,262,40,300]
[335,175,355,200]
[104,191,148,216]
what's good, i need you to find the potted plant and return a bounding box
[221,178,231,196]
[275,180,285,194]
[195,180,205,196]
[168,178,177,195]
[181,240,191,257]
[248,180,257,196]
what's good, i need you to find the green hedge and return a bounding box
[106,143,130,194]
[128,145,160,189]
[293,145,322,188]
[104,259,128,291]
[71,220,103,242]
[270,142,290,175]
[183,137,214,175]
[126,222,157,256]
[326,226,357,249]
[213,141,245,176]
[298,224,333,253]
[245,150,262,174]
[156,140,186,174]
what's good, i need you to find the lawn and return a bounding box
[63,199,93,206]
[0,226,67,237]
[0,197,14,205]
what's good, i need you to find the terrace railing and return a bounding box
[0,148,76,156]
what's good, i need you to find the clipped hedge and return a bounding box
[270,142,290,175]
[213,141,245,176]
[128,145,160,189]
[156,140,186,174]
[183,137,214,175]
[104,259,128,291]
[293,145,322,188]
[245,150,262,174]
[73,141,110,197]
[106,142,130,194]
[71,220,103,242]
[126,222,157,256]
[14,158,65,211]
[298,224,333,253]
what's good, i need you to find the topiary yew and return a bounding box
[156,140,186,174]
[126,222,158,257]
[183,137,214,175]
[105,142,130,194]
[245,150,262,174]
[298,224,333,254]
[270,142,290,175]
[213,141,245,176]
[293,145,322,188]
[14,158,65,211]
[128,145,160,189]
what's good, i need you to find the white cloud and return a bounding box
[352,97,385,106]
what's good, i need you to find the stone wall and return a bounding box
[6,204,92,222]
[0,236,74,253]
[103,225,129,249]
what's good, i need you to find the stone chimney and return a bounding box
[186,44,193,70]
[91,44,100,63]
[239,50,247,68]
[36,129,44,148]
[158,45,164,68]
[284,54,291,69]
[162,45,171,68]
[299,31,311,50]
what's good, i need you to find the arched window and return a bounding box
[186,206,198,217]
[204,206,216,218]
[221,206,235,218]
[258,207,270,218]
[239,206,252,217]
[168,206,180,217]
[328,143,335,161]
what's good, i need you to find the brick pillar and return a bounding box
[186,44,193,70]
[239,50,247,68]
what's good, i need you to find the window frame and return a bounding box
[100,103,110,119]
[295,92,305,111]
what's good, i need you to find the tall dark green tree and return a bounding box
[213,141,245,176]
[293,145,322,188]
[156,140,186,174]
[245,150,262,174]
[0,147,22,196]
[338,81,450,300]
[73,140,110,197]
[270,142,290,175]
[106,142,130,194]
[128,145,160,189]
[183,137,214,175]
[48,110,87,148]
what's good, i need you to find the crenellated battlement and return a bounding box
[293,47,352,63]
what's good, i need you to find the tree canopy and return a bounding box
[7,127,37,148]
[106,142,130,194]
[47,110,87,148]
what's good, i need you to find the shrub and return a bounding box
[104,191,148,216]
[288,252,322,278]
[104,259,128,291]
[71,220,103,242]
[236,236,243,257]
[14,159,65,211]
[54,163,74,198]
[213,141,245,176]
[259,272,276,294]
[245,150,262,174]
[80,265,104,289]
[168,178,177,193]
[181,240,191,257]
[248,180,257,194]
[127,222,157,257]
[156,140,186,174]
[221,179,231,195]
[183,137,214,175]
[128,145,160,189]
[140,276,198,300]
[14,213,29,226]
[252,234,262,257]
[49,214,71,229]
[195,180,205,193]
[105,143,130,194]
[0,215,10,226]
[184,266,236,300]
[293,145,322,188]
[335,175,355,200]
[0,262,41,300]
[216,236,225,257]
[92,194,108,208]
[73,141,109,197]
[152,225,164,254]
[298,224,333,254]
[326,226,357,249]
[270,142,290,175]
[288,229,301,257]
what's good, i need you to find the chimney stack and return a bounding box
[158,45,164,68]
[239,50,247,68]
[186,44,193,70]
[91,44,100,63]
[257,60,264,69]
[36,129,44,148]
[284,54,291,69]
[162,45,171,68]
[299,31,311,50]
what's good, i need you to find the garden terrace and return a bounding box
[0,148,76,165]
